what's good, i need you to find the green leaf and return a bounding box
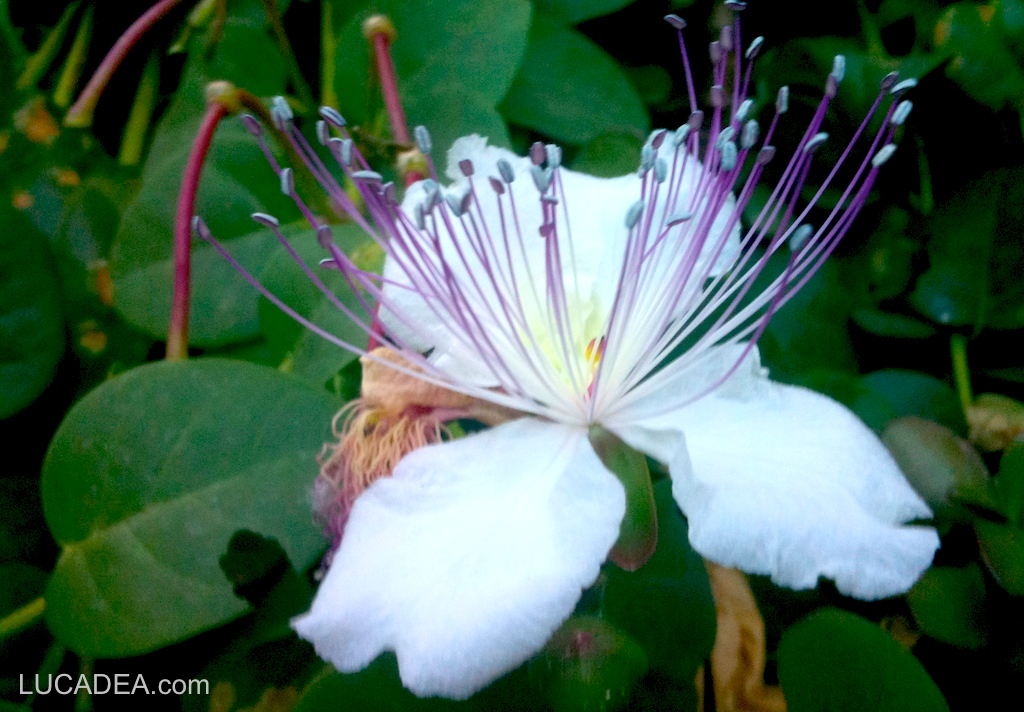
[602,481,715,690]
[860,370,967,434]
[975,519,1024,595]
[294,658,463,712]
[995,441,1024,523]
[529,616,648,712]
[882,417,993,519]
[257,223,372,385]
[0,208,64,418]
[907,564,988,649]
[935,2,1024,108]
[531,0,636,24]
[499,14,649,146]
[111,31,292,346]
[571,133,643,178]
[911,168,1024,329]
[851,308,937,339]
[778,608,949,712]
[332,0,531,154]
[42,359,338,657]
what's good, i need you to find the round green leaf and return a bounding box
[907,564,988,649]
[294,659,463,712]
[499,14,649,146]
[531,0,636,24]
[42,359,338,657]
[0,209,64,418]
[975,519,1024,595]
[571,133,643,178]
[778,608,949,712]
[861,370,966,434]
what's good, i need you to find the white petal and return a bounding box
[292,418,625,699]
[611,376,939,600]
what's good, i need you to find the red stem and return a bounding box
[370,32,410,146]
[166,101,229,361]
[65,0,184,127]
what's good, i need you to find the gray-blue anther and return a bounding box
[251,212,279,227]
[890,78,917,95]
[414,125,432,154]
[790,224,814,252]
[546,144,562,169]
[318,106,346,127]
[667,208,693,225]
[664,14,686,29]
[639,145,655,174]
[872,144,897,167]
[316,120,329,146]
[272,96,293,122]
[720,141,738,171]
[279,167,294,195]
[340,138,353,166]
[673,125,691,147]
[891,100,913,126]
[745,36,764,60]
[734,98,753,124]
[831,55,846,83]
[776,86,789,114]
[716,126,735,149]
[654,157,668,184]
[497,158,515,184]
[351,170,383,183]
[414,203,426,230]
[531,165,553,192]
[803,132,829,153]
[625,200,645,229]
[741,120,760,150]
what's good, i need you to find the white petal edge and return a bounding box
[611,374,939,600]
[292,418,625,699]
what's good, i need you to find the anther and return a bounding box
[316,224,334,248]
[891,100,913,126]
[625,200,645,229]
[497,158,515,183]
[776,86,789,114]
[756,145,776,165]
[654,157,668,183]
[639,145,654,174]
[251,212,280,227]
[710,41,723,65]
[272,96,293,123]
[279,167,294,195]
[710,85,726,108]
[724,0,747,9]
[340,138,354,166]
[831,55,846,84]
[240,114,262,137]
[880,71,900,91]
[790,224,814,252]
[720,25,733,52]
[192,216,211,240]
[489,176,505,194]
[871,144,897,167]
[421,179,441,208]
[745,36,764,60]
[530,142,546,166]
[688,110,704,131]
[716,126,735,148]
[319,106,347,127]
[664,14,686,29]
[741,120,760,149]
[734,98,753,123]
[351,170,383,184]
[531,165,553,192]
[720,141,738,171]
[803,132,829,153]
[414,125,432,155]
[414,203,426,230]
[649,130,667,150]
[673,125,691,147]
[890,78,917,95]
[382,182,398,205]
[546,144,562,168]
[445,191,471,217]
[826,73,839,98]
[542,195,559,205]
[459,159,474,177]
[667,208,693,225]
[316,120,330,146]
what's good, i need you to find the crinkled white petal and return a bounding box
[292,418,625,699]
[612,370,939,600]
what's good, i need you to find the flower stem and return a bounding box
[261,0,314,109]
[64,0,184,128]
[166,92,231,361]
[117,50,160,167]
[321,1,338,108]
[52,5,93,108]
[951,334,973,417]
[363,15,410,146]
[16,1,80,91]
[0,596,46,642]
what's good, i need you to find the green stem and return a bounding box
[117,50,160,166]
[0,596,46,641]
[321,0,337,108]
[915,135,934,216]
[261,0,314,109]
[16,2,81,90]
[53,5,93,108]
[951,334,973,417]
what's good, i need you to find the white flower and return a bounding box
[199,19,939,701]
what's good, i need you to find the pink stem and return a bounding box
[166,101,229,361]
[65,0,184,127]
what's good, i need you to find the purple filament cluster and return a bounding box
[197,1,913,426]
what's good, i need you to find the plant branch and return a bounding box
[0,597,45,642]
